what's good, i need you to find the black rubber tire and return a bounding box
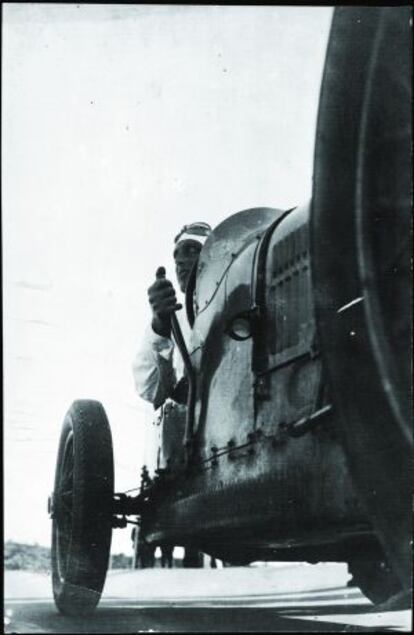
[51,400,114,616]
[311,7,412,590]
[348,552,408,607]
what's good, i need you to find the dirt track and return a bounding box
[4,563,412,632]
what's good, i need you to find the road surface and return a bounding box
[4,563,412,633]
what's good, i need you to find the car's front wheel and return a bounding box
[50,400,114,615]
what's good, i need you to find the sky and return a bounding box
[3,3,333,554]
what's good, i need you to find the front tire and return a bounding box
[51,400,114,615]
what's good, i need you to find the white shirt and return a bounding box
[132,305,191,410]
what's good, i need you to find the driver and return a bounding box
[132,222,211,409]
[132,222,211,570]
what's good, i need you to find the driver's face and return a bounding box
[173,239,202,292]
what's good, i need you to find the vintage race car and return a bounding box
[48,7,412,615]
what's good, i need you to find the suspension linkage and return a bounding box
[112,492,147,517]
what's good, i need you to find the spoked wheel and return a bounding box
[50,400,114,615]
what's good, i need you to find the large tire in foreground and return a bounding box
[311,7,412,592]
[348,548,407,608]
[51,400,114,615]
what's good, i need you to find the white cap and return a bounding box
[174,222,212,246]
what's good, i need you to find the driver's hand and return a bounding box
[148,267,182,338]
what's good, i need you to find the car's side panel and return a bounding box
[142,204,369,556]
